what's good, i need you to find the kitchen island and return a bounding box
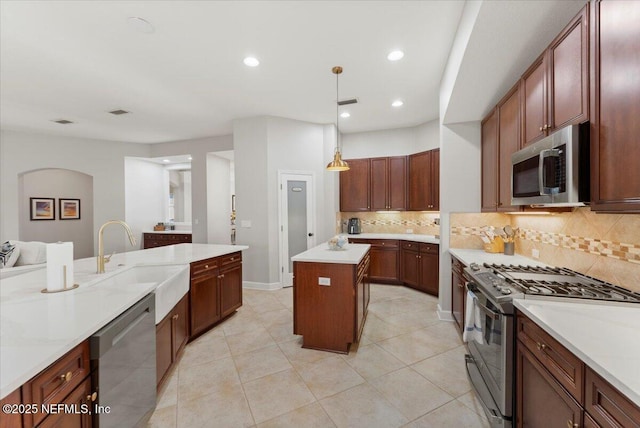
[292,243,370,354]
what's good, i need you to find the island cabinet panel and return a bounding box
[0,389,22,428]
[585,367,640,428]
[189,252,243,340]
[340,158,370,212]
[156,294,189,389]
[293,253,369,354]
[143,233,192,249]
[590,0,640,212]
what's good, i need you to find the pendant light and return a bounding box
[326,66,350,171]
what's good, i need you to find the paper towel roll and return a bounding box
[46,242,74,291]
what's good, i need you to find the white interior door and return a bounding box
[279,172,315,287]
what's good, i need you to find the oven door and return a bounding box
[465,285,513,426]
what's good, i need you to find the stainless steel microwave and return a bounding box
[511,123,590,207]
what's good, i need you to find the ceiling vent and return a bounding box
[109,109,130,115]
[337,98,358,106]
[52,119,74,124]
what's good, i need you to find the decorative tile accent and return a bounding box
[338,212,440,235]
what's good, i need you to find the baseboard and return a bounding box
[243,281,282,291]
[437,304,454,322]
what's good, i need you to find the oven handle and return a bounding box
[466,282,502,320]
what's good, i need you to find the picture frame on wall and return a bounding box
[59,198,81,220]
[30,197,55,220]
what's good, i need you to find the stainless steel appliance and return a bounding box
[91,293,156,428]
[511,123,590,207]
[464,263,640,427]
[347,218,361,234]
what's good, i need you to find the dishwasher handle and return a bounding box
[90,293,155,359]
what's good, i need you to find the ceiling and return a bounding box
[0,1,465,144]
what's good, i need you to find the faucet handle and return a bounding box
[104,251,115,264]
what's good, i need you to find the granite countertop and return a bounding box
[292,243,371,265]
[514,298,640,407]
[448,248,547,267]
[346,233,440,244]
[0,243,247,400]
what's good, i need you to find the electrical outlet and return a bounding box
[405,229,413,234]
[532,249,540,259]
[318,277,331,286]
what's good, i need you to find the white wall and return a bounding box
[206,154,231,244]
[342,119,440,158]
[1,130,150,255]
[150,135,233,243]
[124,158,167,248]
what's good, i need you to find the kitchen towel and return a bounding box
[46,242,74,291]
[462,290,484,344]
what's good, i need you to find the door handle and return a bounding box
[308,233,314,237]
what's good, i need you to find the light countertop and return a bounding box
[448,248,547,267]
[0,243,247,400]
[346,233,439,244]
[143,230,192,234]
[292,243,371,265]
[514,298,640,407]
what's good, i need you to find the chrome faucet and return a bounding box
[97,220,137,273]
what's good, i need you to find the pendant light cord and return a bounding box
[336,69,340,154]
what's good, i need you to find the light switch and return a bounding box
[318,277,331,286]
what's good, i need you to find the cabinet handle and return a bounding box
[536,342,547,351]
[458,283,464,288]
[86,392,98,402]
[566,420,579,428]
[173,314,179,320]
[205,265,209,269]
[60,371,72,383]
[544,124,549,130]
[539,126,543,132]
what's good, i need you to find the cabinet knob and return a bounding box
[173,314,179,320]
[544,124,549,130]
[566,420,579,428]
[231,257,235,261]
[536,342,547,351]
[205,265,209,269]
[539,126,543,132]
[86,392,98,402]
[60,371,72,383]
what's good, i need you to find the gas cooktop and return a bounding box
[482,263,640,303]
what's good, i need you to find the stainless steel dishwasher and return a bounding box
[90,293,156,428]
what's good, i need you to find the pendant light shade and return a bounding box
[326,66,349,171]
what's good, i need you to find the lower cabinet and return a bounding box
[400,242,439,296]
[0,389,23,428]
[156,294,189,389]
[451,256,467,334]
[349,239,400,284]
[189,252,242,339]
[37,377,93,428]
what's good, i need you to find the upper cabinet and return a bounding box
[408,149,440,211]
[481,109,499,211]
[340,158,371,212]
[590,0,640,212]
[370,156,407,211]
[521,5,589,147]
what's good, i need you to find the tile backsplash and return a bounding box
[338,212,440,236]
[450,208,640,292]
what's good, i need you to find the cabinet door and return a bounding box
[370,157,389,211]
[548,5,588,130]
[430,149,440,211]
[38,377,92,428]
[497,85,521,211]
[590,0,640,211]
[516,345,582,428]
[340,159,370,211]
[173,294,189,357]
[220,263,243,319]
[369,247,400,283]
[481,109,499,212]
[389,156,407,210]
[419,250,439,296]
[190,273,220,337]
[0,389,22,428]
[408,151,432,211]
[521,55,547,147]
[400,249,420,287]
[585,367,640,428]
[156,314,173,388]
[451,260,466,334]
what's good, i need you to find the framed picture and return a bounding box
[30,197,55,220]
[59,199,81,220]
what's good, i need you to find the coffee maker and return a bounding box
[347,218,362,234]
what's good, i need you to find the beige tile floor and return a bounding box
[148,284,490,428]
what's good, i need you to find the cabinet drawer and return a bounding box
[23,341,90,426]
[220,252,242,268]
[517,313,584,403]
[144,233,166,241]
[419,243,438,254]
[368,239,399,248]
[191,258,219,278]
[401,241,420,250]
[585,367,640,428]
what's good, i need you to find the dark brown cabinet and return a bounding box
[156,294,189,389]
[340,158,370,212]
[350,239,400,284]
[370,156,407,211]
[451,256,467,335]
[37,377,93,428]
[143,232,192,249]
[400,242,439,296]
[189,252,242,339]
[497,85,521,212]
[521,5,589,147]
[0,389,23,428]
[408,149,439,211]
[590,0,640,212]
[481,108,499,212]
[585,366,640,428]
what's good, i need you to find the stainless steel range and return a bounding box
[463,262,640,428]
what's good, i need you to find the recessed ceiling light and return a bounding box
[127,17,155,34]
[387,50,404,61]
[243,57,260,67]
[340,112,351,118]
[162,159,170,163]
[52,119,74,124]
[392,100,404,107]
